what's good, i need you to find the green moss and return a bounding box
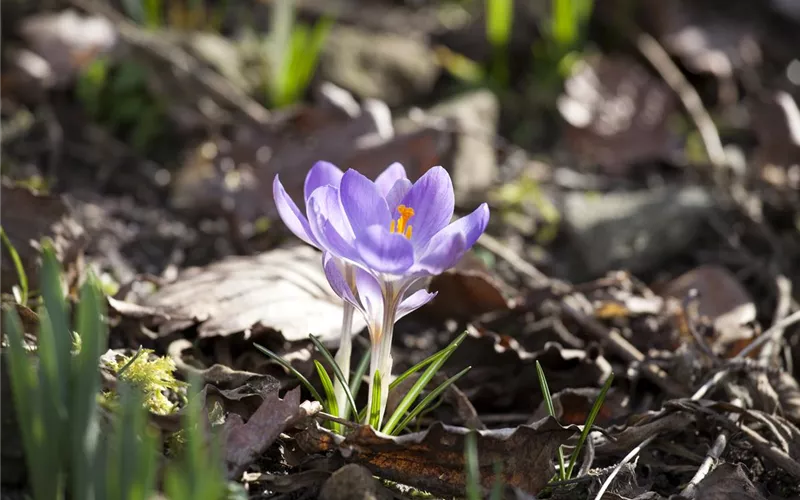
[104,349,186,415]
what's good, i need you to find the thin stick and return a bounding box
[595,310,800,499]
[635,32,727,168]
[678,399,742,499]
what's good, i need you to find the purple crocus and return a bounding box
[273,160,403,419]
[274,162,489,427]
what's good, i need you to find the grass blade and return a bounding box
[70,275,107,499]
[465,430,482,500]
[390,366,471,436]
[309,335,358,420]
[381,333,468,435]
[565,371,614,479]
[350,348,370,400]
[536,360,566,480]
[369,370,382,428]
[0,227,28,305]
[486,0,513,48]
[314,360,341,433]
[4,308,59,500]
[389,331,468,392]
[254,343,324,405]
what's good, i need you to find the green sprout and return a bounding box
[535,360,613,481]
[256,330,471,436]
[264,0,332,108]
[4,240,228,499]
[1,226,29,306]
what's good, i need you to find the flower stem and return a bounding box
[333,265,356,420]
[365,281,399,428]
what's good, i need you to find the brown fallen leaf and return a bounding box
[695,463,768,500]
[297,417,577,496]
[557,55,677,174]
[171,91,451,225]
[657,264,757,357]
[224,386,319,479]
[530,387,628,426]
[0,183,86,295]
[139,246,366,342]
[425,252,516,321]
[446,328,613,411]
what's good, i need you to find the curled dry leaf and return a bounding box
[224,386,320,479]
[447,328,613,410]
[0,183,86,294]
[695,463,768,500]
[138,246,366,342]
[425,252,516,321]
[529,387,628,426]
[771,370,800,426]
[297,417,577,496]
[557,55,677,173]
[657,264,756,357]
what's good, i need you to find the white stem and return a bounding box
[333,265,356,420]
[365,281,399,429]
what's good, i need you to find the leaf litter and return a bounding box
[2,0,800,498]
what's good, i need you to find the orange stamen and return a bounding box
[390,205,415,239]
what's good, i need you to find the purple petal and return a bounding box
[322,253,360,311]
[273,175,317,247]
[398,167,455,249]
[416,203,490,274]
[339,169,391,240]
[355,225,415,274]
[414,232,466,276]
[396,289,437,320]
[307,188,360,262]
[306,185,355,241]
[304,161,344,201]
[374,162,408,197]
[385,178,412,210]
[354,268,383,327]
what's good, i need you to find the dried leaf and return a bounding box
[558,55,677,173]
[695,463,767,500]
[224,386,318,479]
[658,264,756,356]
[297,417,576,496]
[426,252,515,321]
[771,370,800,426]
[0,183,86,294]
[171,96,450,224]
[139,246,366,342]
[530,387,628,426]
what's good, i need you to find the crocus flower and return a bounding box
[301,165,489,427]
[272,160,411,419]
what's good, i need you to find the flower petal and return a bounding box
[354,268,383,328]
[385,178,412,210]
[416,203,490,274]
[307,187,360,262]
[322,253,360,311]
[273,175,317,247]
[398,166,455,249]
[304,161,344,201]
[374,162,407,197]
[414,232,466,275]
[339,169,391,240]
[306,184,355,242]
[355,225,415,274]
[396,289,437,320]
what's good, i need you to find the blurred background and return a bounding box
[1,0,799,301]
